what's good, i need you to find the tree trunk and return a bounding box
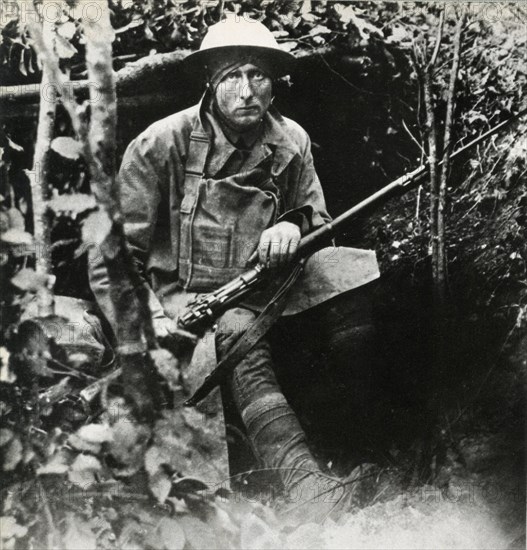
[28,15,56,317]
[83,0,159,419]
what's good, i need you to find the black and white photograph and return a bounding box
[0,0,525,548]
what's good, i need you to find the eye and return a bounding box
[251,70,265,80]
[224,71,240,82]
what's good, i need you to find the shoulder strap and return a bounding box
[184,260,306,407]
[183,117,210,198]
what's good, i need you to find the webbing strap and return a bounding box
[183,128,209,197]
[179,122,211,288]
[185,259,306,407]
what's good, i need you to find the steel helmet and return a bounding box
[184,14,295,78]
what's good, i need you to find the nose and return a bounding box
[240,73,254,101]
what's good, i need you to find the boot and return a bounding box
[240,392,346,522]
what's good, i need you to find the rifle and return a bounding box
[85,108,527,406]
[178,108,527,334]
[180,108,527,405]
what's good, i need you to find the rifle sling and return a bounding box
[185,260,306,407]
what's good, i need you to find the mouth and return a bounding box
[236,106,259,114]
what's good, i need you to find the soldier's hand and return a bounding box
[153,316,180,339]
[258,221,301,269]
[153,317,197,343]
[153,316,198,358]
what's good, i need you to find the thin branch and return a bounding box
[437,13,467,305]
[422,65,439,264]
[402,118,426,158]
[427,9,445,70]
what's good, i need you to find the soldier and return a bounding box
[89,15,379,512]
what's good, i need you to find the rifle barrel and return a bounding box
[181,108,527,334]
[300,107,527,256]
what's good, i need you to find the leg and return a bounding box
[215,307,342,505]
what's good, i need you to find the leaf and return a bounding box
[240,513,282,550]
[150,348,180,391]
[0,228,33,245]
[179,516,218,550]
[82,209,112,247]
[308,25,330,36]
[334,4,382,39]
[68,454,101,488]
[6,137,23,152]
[0,347,14,383]
[211,506,238,537]
[117,519,144,550]
[107,419,150,476]
[386,25,413,46]
[144,25,155,41]
[171,476,208,495]
[10,269,48,292]
[57,21,76,39]
[51,137,83,160]
[48,193,96,215]
[2,436,23,471]
[156,518,185,550]
[68,433,102,454]
[54,34,78,59]
[6,208,25,230]
[63,514,97,550]
[0,516,28,540]
[280,41,298,52]
[75,423,113,444]
[0,428,14,447]
[150,470,172,504]
[145,446,172,503]
[37,448,73,475]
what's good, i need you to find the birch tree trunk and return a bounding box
[83,0,159,419]
[29,15,56,317]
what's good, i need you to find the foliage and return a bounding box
[0,1,525,548]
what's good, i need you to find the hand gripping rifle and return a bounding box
[80,109,526,407]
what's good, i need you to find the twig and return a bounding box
[415,185,422,229]
[402,118,426,157]
[282,471,381,515]
[427,9,445,71]
[437,12,467,307]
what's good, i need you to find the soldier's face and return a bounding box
[214,63,273,132]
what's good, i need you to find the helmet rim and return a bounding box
[184,44,294,78]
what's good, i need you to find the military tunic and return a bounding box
[89,93,334,329]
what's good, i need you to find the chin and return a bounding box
[233,117,261,132]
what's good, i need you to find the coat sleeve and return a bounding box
[278,130,331,234]
[88,133,166,335]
